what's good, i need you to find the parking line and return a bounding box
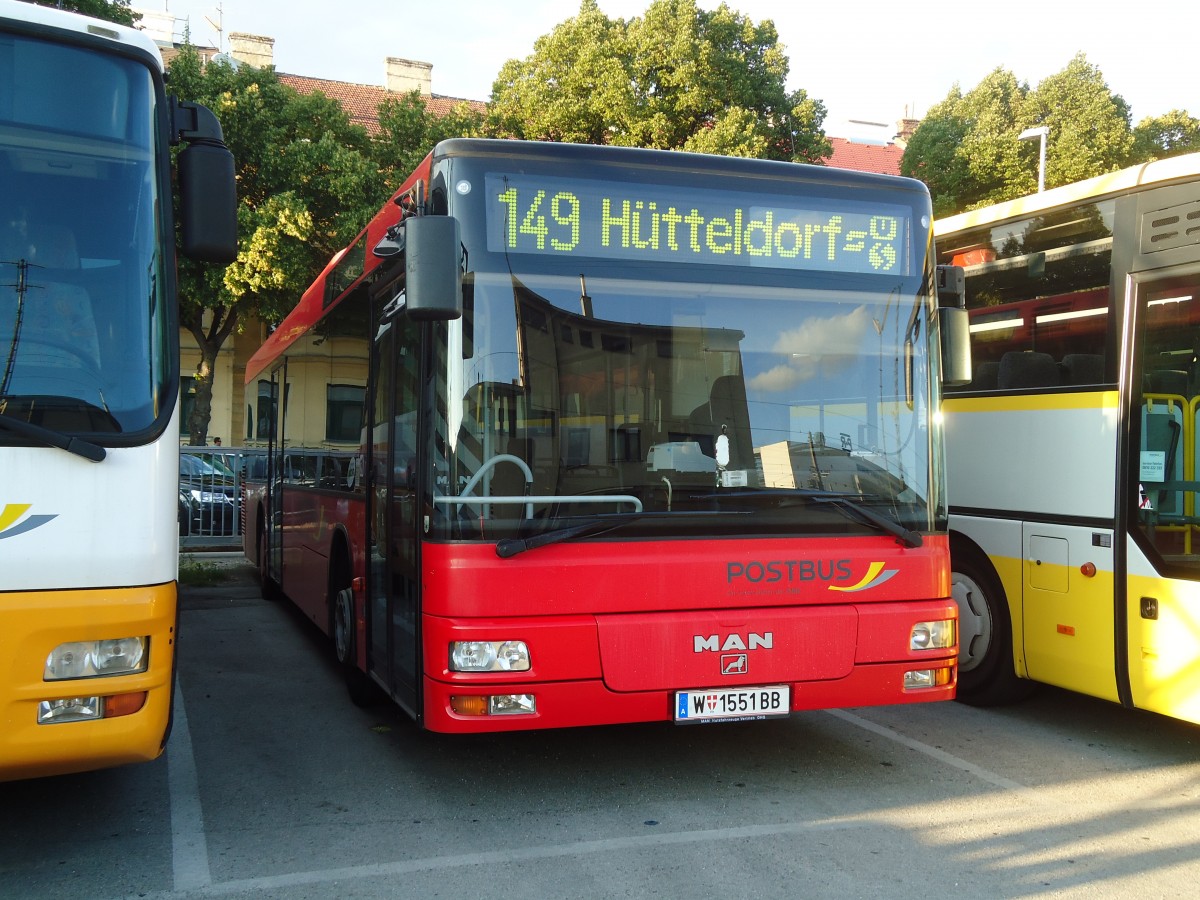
[826,708,1030,792]
[167,686,212,892]
[108,818,868,898]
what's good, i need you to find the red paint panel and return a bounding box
[595,607,857,691]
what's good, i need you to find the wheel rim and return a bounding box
[952,571,993,674]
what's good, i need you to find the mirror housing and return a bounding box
[179,140,238,263]
[936,265,972,387]
[405,216,462,321]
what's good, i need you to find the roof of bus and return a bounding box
[935,151,1200,236]
[244,138,933,385]
[243,151,434,384]
[0,0,163,70]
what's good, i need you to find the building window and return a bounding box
[181,375,197,434]
[326,384,365,443]
[256,379,286,441]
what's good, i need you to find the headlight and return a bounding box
[449,640,530,672]
[45,637,148,681]
[910,619,955,651]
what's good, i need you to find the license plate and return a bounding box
[674,685,789,723]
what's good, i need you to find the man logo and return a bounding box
[0,504,57,540]
[694,632,773,653]
[721,653,748,675]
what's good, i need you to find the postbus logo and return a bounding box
[827,561,899,593]
[726,559,898,592]
[0,504,57,540]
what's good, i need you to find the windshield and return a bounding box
[0,31,171,439]
[426,156,942,542]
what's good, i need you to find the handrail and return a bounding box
[434,493,643,517]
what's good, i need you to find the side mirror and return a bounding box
[405,216,463,321]
[179,140,238,264]
[936,265,971,387]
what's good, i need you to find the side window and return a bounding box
[941,201,1115,391]
[1133,273,1200,577]
[326,384,365,443]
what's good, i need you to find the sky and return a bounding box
[138,0,1194,141]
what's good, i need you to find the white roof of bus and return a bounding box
[0,0,163,71]
[935,151,1200,236]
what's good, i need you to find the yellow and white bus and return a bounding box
[937,152,1200,722]
[0,1,235,780]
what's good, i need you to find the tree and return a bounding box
[489,0,830,163]
[903,54,1135,216]
[166,47,381,445]
[1025,53,1132,187]
[1131,110,1200,162]
[373,92,486,189]
[22,0,137,26]
[901,70,1031,217]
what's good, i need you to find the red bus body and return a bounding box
[244,140,958,733]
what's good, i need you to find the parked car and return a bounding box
[179,453,237,536]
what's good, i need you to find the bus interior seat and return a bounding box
[997,351,1060,389]
[19,225,102,371]
[1145,369,1188,398]
[968,360,1000,390]
[1061,353,1105,386]
[686,374,753,467]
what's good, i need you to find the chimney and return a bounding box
[228,33,275,69]
[894,117,921,148]
[386,57,433,95]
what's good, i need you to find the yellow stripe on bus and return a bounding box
[944,391,1118,414]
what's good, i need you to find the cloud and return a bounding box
[748,305,874,392]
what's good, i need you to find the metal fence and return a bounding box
[178,447,266,550]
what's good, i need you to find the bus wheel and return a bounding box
[952,548,1034,706]
[332,584,381,708]
[256,528,278,602]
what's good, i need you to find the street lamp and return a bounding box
[1018,126,1049,193]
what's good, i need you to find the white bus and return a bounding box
[0,0,235,779]
[937,152,1200,722]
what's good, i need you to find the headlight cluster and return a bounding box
[449,640,530,672]
[910,619,955,651]
[44,637,148,681]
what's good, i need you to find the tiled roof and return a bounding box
[822,138,904,176]
[281,71,904,179]
[278,73,486,134]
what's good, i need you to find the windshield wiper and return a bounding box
[0,409,106,462]
[698,487,923,548]
[495,509,750,558]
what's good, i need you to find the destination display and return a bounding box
[485,172,912,276]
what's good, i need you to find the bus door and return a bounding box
[1127,265,1200,720]
[368,312,423,716]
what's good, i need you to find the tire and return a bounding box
[952,545,1035,706]
[332,582,382,708]
[257,526,279,602]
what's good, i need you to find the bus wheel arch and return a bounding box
[950,533,1034,706]
[256,515,278,602]
[327,531,380,707]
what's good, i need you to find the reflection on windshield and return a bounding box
[430,268,935,540]
[1,34,166,439]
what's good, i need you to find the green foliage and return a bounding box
[373,91,486,188]
[903,54,1140,216]
[166,47,381,443]
[1025,53,1132,187]
[22,0,137,26]
[1132,110,1200,161]
[488,0,829,163]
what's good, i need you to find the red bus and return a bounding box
[243,139,967,732]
